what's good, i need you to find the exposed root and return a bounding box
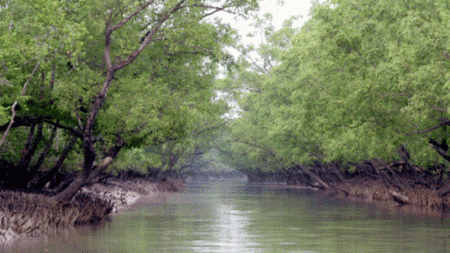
[332,176,450,215]
[0,177,164,245]
[0,190,113,242]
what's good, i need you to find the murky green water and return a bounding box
[5,181,450,252]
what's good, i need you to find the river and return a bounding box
[4,181,450,252]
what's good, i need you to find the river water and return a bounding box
[5,181,450,252]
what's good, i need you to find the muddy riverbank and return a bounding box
[329,175,450,217]
[0,177,184,245]
[242,161,450,217]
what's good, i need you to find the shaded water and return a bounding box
[5,181,450,252]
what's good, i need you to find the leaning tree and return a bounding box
[0,0,259,201]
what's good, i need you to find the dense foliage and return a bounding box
[220,0,450,173]
[3,0,450,195]
[0,0,258,199]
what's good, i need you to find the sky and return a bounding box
[214,0,317,65]
[229,0,315,45]
[215,0,317,119]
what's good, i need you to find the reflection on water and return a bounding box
[4,181,450,252]
[192,203,258,252]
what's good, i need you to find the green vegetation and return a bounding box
[0,0,258,200]
[218,0,450,176]
[3,0,450,199]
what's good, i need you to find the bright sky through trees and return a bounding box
[247,0,312,32]
[216,0,316,119]
[220,0,450,172]
[230,0,314,46]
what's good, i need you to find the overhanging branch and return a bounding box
[42,119,82,138]
[112,0,186,72]
[233,139,278,158]
[107,0,157,34]
[193,120,229,137]
[405,118,450,136]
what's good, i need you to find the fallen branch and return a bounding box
[391,191,410,205]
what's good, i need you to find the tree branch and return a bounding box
[112,1,186,72]
[170,39,214,55]
[106,0,157,34]
[193,120,229,137]
[234,139,278,158]
[42,119,82,138]
[21,61,40,95]
[74,108,84,130]
[379,93,412,99]
[405,118,450,136]
[189,3,236,17]
[0,61,40,148]
[430,138,450,163]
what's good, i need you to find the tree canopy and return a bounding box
[219,0,450,172]
[0,0,259,199]
[3,0,450,195]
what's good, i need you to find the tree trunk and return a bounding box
[18,124,36,166]
[28,124,58,178]
[429,138,450,162]
[18,123,43,170]
[397,144,415,172]
[31,134,77,190]
[51,3,180,201]
[168,153,179,170]
[294,165,331,190]
[52,173,87,201]
[52,137,123,202]
[13,123,42,188]
[50,66,116,202]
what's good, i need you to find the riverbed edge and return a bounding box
[281,175,450,217]
[0,177,184,245]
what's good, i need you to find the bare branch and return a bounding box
[112,0,186,72]
[193,120,229,136]
[405,119,450,136]
[191,3,235,13]
[106,0,157,34]
[42,119,82,138]
[0,102,17,147]
[21,61,40,95]
[74,109,84,130]
[167,51,204,56]
[0,62,40,148]
[379,93,412,99]
[189,3,236,17]
[244,54,269,74]
[234,139,278,158]
[202,9,227,18]
[105,0,158,69]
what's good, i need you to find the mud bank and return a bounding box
[243,161,450,216]
[282,172,450,217]
[0,177,184,245]
[328,176,450,216]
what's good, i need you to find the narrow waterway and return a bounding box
[5,181,450,252]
